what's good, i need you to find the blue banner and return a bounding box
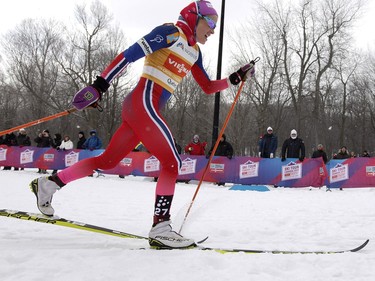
[0,145,329,187]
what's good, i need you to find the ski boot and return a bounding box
[148,220,196,249]
[29,177,60,216]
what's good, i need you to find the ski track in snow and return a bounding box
[0,169,374,281]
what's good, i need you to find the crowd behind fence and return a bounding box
[1,145,374,189]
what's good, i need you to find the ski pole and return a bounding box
[179,58,259,232]
[0,108,78,137]
[179,80,248,233]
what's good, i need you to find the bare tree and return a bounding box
[56,0,133,144]
[310,0,363,146]
[1,18,68,138]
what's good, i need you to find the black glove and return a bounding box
[299,157,304,162]
[62,148,66,151]
[90,76,110,108]
[92,76,110,97]
[227,155,232,160]
[281,157,286,162]
[56,146,60,151]
[229,61,255,85]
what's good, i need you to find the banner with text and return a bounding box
[325,158,375,188]
[0,145,329,187]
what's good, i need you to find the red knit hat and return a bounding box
[176,1,218,46]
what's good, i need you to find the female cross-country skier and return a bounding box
[29,0,255,249]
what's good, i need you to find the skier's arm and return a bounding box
[191,51,229,94]
[101,24,179,83]
[191,51,256,94]
[72,24,179,110]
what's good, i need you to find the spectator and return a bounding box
[362,150,371,157]
[311,144,328,164]
[281,129,305,162]
[2,133,17,170]
[258,126,278,158]
[333,146,350,159]
[53,135,74,175]
[4,132,17,146]
[34,129,54,173]
[16,128,31,171]
[53,133,62,149]
[184,134,207,155]
[57,135,74,151]
[34,130,54,148]
[208,134,234,159]
[208,134,234,186]
[83,130,102,178]
[17,128,31,147]
[76,131,86,149]
[83,130,103,151]
[350,151,356,158]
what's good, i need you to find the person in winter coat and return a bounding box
[362,150,371,157]
[281,129,305,162]
[2,132,18,170]
[34,129,54,173]
[4,132,17,146]
[311,144,328,164]
[333,146,350,159]
[76,131,86,149]
[52,135,74,174]
[57,136,74,151]
[184,134,207,155]
[17,128,31,147]
[208,134,234,159]
[83,130,102,151]
[29,0,256,249]
[53,133,62,149]
[34,130,54,148]
[15,128,31,171]
[258,127,278,158]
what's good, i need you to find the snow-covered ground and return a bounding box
[0,169,374,281]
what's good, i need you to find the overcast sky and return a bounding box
[0,0,374,75]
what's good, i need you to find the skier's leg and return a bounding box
[122,79,194,248]
[57,121,138,184]
[30,121,139,216]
